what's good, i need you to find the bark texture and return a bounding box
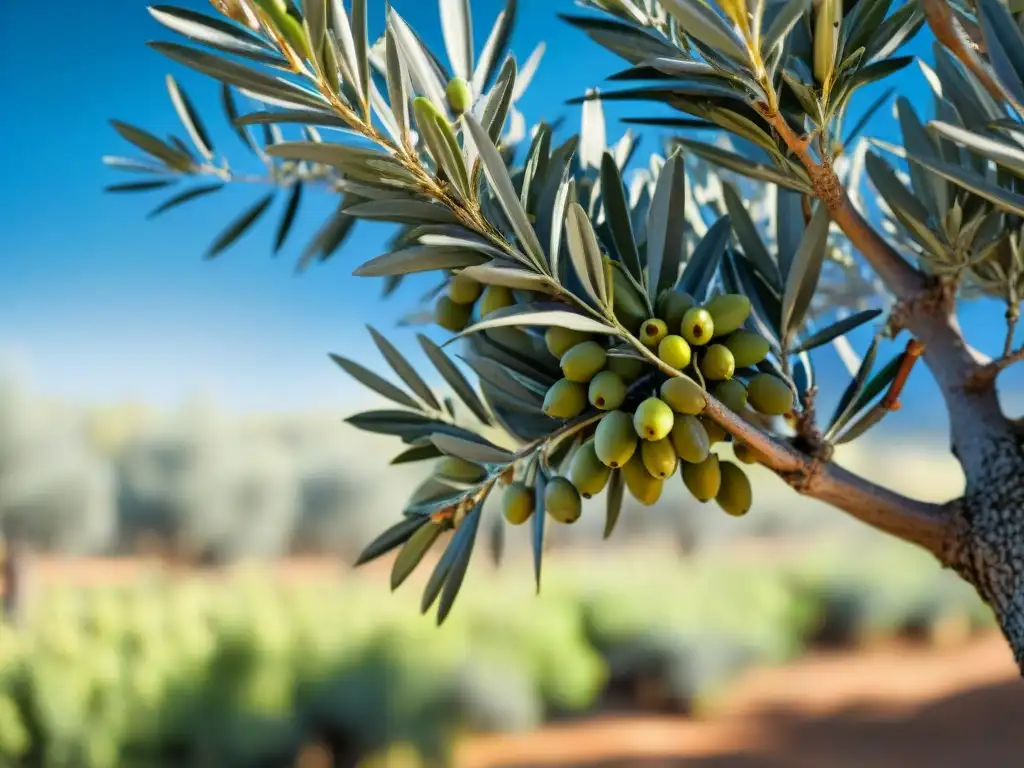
[943,422,1024,670]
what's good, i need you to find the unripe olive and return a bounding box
[588,370,626,411]
[545,477,582,523]
[569,440,611,497]
[725,330,771,369]
[706,294,751,337]
[658,335,692,370]
[502,482,534,525]
[641,438,678,479]
[712,379,748,413]
[656,290,695,331]
[479,285,515,317]
[435,296,472,332]
[680,307,714,346]
[660,376,706,415]
[733,442,759,465]
[716,461,752,516]
[747,373,794,416]
[545,327,591,359]
[621,454,663,506]
[445,77,472,114]
[594,410,638,468]
[543,379,587,420]
[670,414,711,463]
[639,318,668,348]
[682,454,721,502]
[633,397,675,441]
[607,355,645,382]
[435,457,487,483]
[700,416,727,444]
[447,273,482,305]
[700,344,735,381]
[561,341,607,382]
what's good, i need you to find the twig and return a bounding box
[756,104,926,302]
[882,339,926,411]
[920,0,1024,120]
[1005,305,1020,358]
[966,344,1024,391]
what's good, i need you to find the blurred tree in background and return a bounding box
[82,0,1024,675]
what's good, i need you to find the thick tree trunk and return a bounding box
[943,419,1024,672]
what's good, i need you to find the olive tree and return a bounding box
[106,0,1024,669]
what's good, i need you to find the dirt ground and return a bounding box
[458,633,1022,768]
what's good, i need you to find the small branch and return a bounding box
[882,339,926,410]
[1005,305,1020,358]
[920,0,1024,119]
[758,106,925,301]
[966,345,1024,391]
[616,326,949,554]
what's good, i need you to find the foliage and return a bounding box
[100,0,1024,625]
[0,544,992,766]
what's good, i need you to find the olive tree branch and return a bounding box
[757,105,925,301]
[613,318,951,556]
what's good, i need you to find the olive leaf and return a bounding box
[448,304,617,341]
[790,309,882,354]
[148,182,225,218]
[148,5,283,65]
[166,74,214,161]
[603,469,624,539]
[780,202,831,342]
[464,113,546,268]
[722,182,781,291]
[565,202,610,307]
[600,152,644,285]
[646,150,688,298]
[328,352,422,411]
[532,471,547,592]
[436,502,483,623]
[368,326,442,410]
[678,215,732,299]
[205,192,275,258]
[431,433,513,464]
[105,180,177,193]
[274,183,303,253]
[391,522,445,590]
[150,42,328,110]
[355,515,430,566]
[419,335,494,425]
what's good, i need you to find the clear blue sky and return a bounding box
[0,0,1020,422]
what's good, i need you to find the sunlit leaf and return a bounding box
[148,5,283,65]
[565,202,609,307]
[449,304,617,341]
[166,74,214,161]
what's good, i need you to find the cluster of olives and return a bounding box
[520,290,794,522]
[434,275,515,332]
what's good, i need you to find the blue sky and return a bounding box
[1,0,1021,424]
